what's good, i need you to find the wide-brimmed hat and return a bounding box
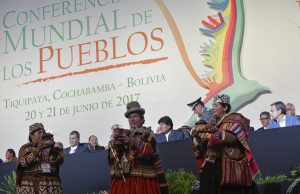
[124,101,145,118]
[213,94,230,104]
[29,123,45,134]
[187,97,204,110]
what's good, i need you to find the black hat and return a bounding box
[158,116,173,129]
[124,101,145,118]
[187,97,204,110]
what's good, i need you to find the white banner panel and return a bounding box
[1,0,300,158]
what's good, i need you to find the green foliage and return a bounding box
[256,174,290,185]
[165,169,198,194]
[290,164,300,178]
[256,164,300,185]
[0,171,17,194]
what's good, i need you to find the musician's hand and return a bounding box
[156,127,162,134]
[25,147,40,157]
[208,130,222,147]
[191,127,201,136]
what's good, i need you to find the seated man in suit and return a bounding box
[88,135,105,151]
[63,130,89,155]
[257,111,271,131]
[155,116,189,143]
[286,102,300,118]
[268,101,300,129]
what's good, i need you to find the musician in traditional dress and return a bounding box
[16,123,63,194]
[108,101,168,194]
[192,94,261,194]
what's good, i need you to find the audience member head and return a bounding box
[187,97,205,114]
[259,111,271,128]
[157,116,173,134]
[54,142,64,150]
[195,119,208,130]
[88,135,99,149]
[124,101,145,128]
[111,124,122,130]
[286,103,296,116]
[192,119,208,135]
[5,149,16,162]
[212,94,231,118]
[69,130,80,147]
[110,124,122,140]
[29,123,45,144]
[180,125,192,132]
[270,101,286,120]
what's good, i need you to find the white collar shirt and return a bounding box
[165,131,172,142]
[278,115,286,127]
[69,145,78,154]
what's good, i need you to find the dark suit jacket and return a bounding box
[256,127,265,131]
[155,130,188,143]
[85,143,106,151]
[63,145,89,155]
[94,146,105,151]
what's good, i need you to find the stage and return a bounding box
[1,126,300,194]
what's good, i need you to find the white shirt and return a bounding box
[278,115,286,127]
[69,145,78,154]
[165,131,171,142]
